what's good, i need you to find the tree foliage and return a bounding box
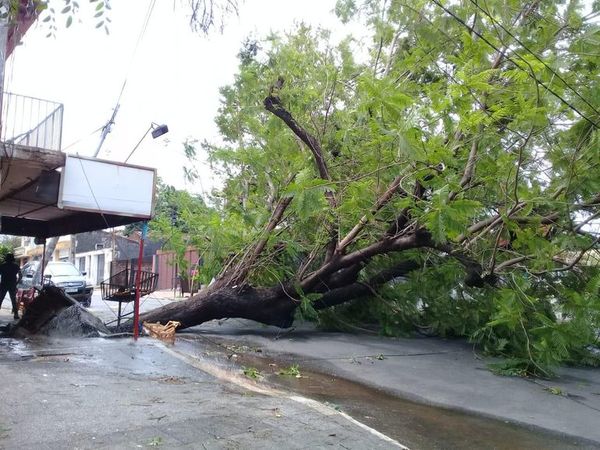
[0,236,19,263]
[27,0,238,36]
[151,0,600,376]
[140,180,212,279]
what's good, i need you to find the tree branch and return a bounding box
[313,260,420,310]
[264,92,339,262]
[226,195,294,286]
[264,95,334,199]
[386,178,426,236]
[301,232,423,291]
[337,175,403,253]
[494,255,531,272]
[533,237,600,275]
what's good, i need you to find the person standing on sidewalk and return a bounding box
[0,254,22,320]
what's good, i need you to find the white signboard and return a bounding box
[58,155,156,218]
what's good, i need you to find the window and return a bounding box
[79,257,86,272]
[95,243,104,250]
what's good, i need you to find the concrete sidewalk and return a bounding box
[0,334,399,449]
[189,319,600,446]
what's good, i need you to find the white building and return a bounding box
[15,231,147,286]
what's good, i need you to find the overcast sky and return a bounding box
[5,0,349,195]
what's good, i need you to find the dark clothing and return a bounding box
[0,285,18,316]
[0,262,20,288]
[0,262,21,317]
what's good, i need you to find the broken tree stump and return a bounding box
[11,286,109,338]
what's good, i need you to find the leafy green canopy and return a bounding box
[175,0,599,375]
[143,180,215,279]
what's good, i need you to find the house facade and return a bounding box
[14,231,151,285]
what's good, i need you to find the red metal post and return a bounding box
[40,240,46,284]
[133,223,148,340]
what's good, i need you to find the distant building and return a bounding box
[15,235,71,264]
[14,231,161,285]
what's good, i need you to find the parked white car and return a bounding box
[19,261,94,307]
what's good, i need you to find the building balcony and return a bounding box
[1,92,64,152]
[0,91,156,239]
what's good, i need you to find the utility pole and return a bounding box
[69,234,77,264]
[93,104,120,158]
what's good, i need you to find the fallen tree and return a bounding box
[132,1,599,375]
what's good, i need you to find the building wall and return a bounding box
[14,231,162,286]
[76,248,112,286]
[154,248,201,292]
[15,235,72,266]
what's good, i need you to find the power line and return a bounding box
[429,0,600,129]
[114,0,157,106]
[467,0,600,120]
[62,125,104,151]
[95,0,157,157]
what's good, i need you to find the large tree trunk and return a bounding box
[136,285,299,330]
[126,260,421,333]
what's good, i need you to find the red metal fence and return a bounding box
[110,256,153,279]
[109,248,201,294]
[154,248,200,293]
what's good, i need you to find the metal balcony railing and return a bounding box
[1,92,64,151]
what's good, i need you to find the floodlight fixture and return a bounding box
[151,123,169,139]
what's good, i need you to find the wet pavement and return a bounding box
[186,320,600,448]
[173,334,597,450]
[2,293,600,449]
[0,335,400,449]
[171,333,596,450]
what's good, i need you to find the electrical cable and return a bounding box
[467,0,600,120]
[113,0,157,107]
[429,0,600,129]
[62,125,104,151]
[67,3,159,316]
[95,0,157,156]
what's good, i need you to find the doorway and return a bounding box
[96,253,105,284]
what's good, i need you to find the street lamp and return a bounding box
[151,123,169,139]
[124,122,169,163]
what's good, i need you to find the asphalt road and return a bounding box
[2,291,599,448]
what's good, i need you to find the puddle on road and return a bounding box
[1,330,595,449]
[177,335,595,450]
